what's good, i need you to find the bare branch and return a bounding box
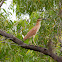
[48,39,53,52]
[0,0,4,7]
[0,29,62,62]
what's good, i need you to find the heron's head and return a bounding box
[37,17,46,21]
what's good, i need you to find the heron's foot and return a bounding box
[29,40,37,45]
[33,41,37,46]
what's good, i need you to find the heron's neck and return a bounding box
[36,21,41,25]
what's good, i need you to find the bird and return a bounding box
[23,17,45,44]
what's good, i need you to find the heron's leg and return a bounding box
[33,35,36,45]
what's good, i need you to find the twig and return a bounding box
[0,0,4,7]
[48,39,53,52]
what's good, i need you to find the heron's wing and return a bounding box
[23,26,37,40]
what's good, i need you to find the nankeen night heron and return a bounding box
[23,18,45,44]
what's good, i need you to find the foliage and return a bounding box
[13,0,59,15]
[0,0,62,62]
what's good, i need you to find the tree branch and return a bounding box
[0,0,4,7]
[0,29,62,62]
